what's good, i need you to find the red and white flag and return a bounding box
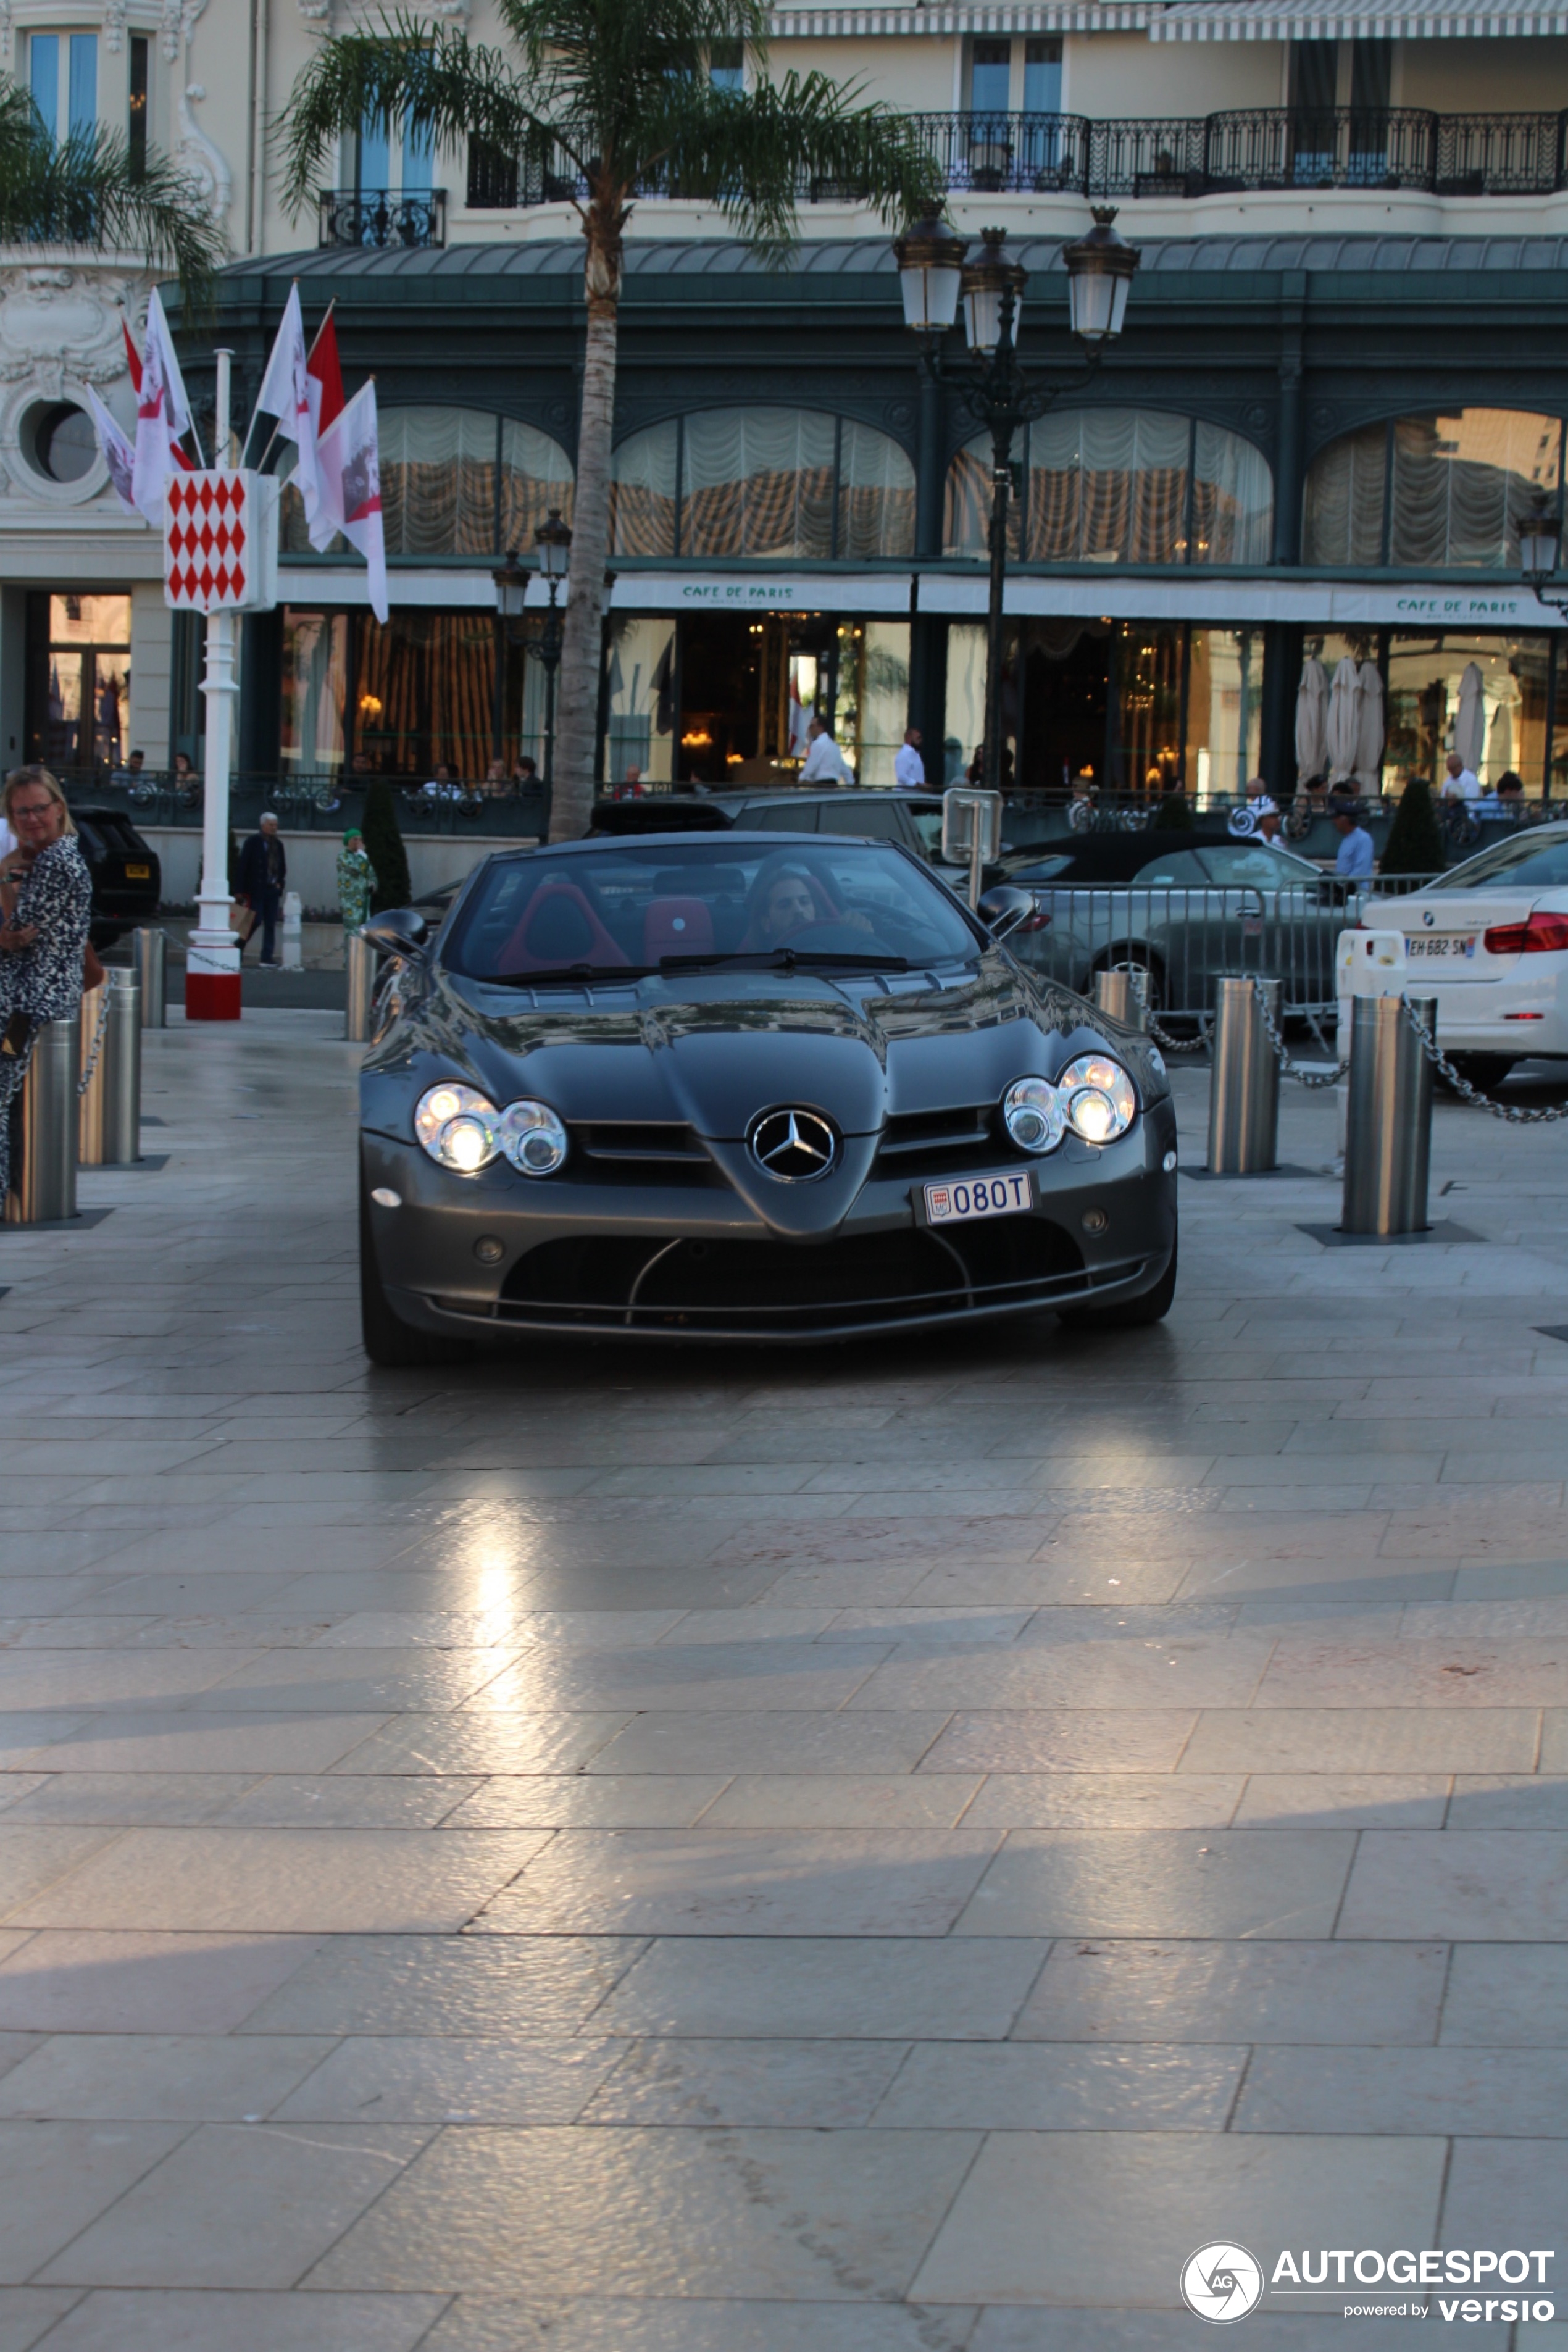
[131,289,194,525]
[87,385,138,516]
[306,307,346,552]
[257,283,320,525]
[120,315,193,474]
[315,378,388,622]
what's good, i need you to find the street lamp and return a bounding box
[492,507,572,836]
[1519,501,1566,609]
[895,206,1140,799]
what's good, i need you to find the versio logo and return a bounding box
[1182,2245,1265,2324]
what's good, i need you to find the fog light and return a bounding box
[473,1235,505,1264]
[1082,1207,1109,1234]
[1163,1150,1177,1173]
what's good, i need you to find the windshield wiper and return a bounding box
[659,948,909,974]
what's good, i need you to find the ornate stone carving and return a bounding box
[103,0,126,52]
[0,254,152,512]
[177,84,233,225]
[161,0,183,61]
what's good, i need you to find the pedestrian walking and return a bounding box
[894,727,925,790]
[798,714,854,786]
[0,766,92,1198]
[337,827,377,933]
[238,812,287,966]
[1332,803,1375,880]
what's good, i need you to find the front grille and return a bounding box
[875,1104,1006,1179]
[496,1219,1086,1335]
[567,1122,722,1187]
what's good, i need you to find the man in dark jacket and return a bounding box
[238,814,286,967]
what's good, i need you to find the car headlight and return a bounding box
[1003,1076,1065,1156]
[1058,1054,1137,1144]
[414,1083,499,1173]
[497,1099,569,1177]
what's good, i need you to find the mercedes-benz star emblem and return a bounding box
[749,1107,838,1182]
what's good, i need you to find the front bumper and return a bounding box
[362,1098,1179,1343]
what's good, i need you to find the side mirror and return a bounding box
[359,907,430,961]
[977,885,1036,942]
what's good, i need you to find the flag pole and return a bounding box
[186,346,243,1022]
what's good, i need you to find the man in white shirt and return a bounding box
[1443,750,1482,802]
[799,714,854,787]
[893,728,925,791]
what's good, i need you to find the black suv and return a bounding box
[73,807,161,948]
[590,788,946,861]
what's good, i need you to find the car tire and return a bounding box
[1059,1235,1178,1330]
[359,1174,473,1367]
[1441,1054,1516,1095]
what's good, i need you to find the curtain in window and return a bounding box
[498,419,574,551]
[610,418,678,557]
[682,407,836,559]
[1025,409,1190,563]
[379,408,486,556]
[1192,420,1273,564]
[1302,422,1387,567]
[1391,410,1561,569]
[945,437,1019,561]
[838,420,915,561]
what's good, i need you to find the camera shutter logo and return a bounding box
[1182,2244,1264,2324]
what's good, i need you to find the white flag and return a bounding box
[315,380,388,623]
[256,283,320,520]
[87,386,138,518]
[131,289,193,525]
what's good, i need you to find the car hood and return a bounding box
[364,959,1160,1238]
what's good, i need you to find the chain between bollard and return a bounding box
[1398,995,1568,1124]
[1248,976,1348,1090]
[76,990,111,1099]
[1125,973,1211,1055]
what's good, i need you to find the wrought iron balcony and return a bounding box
[462,107,1568,209]
[319,188,447,249]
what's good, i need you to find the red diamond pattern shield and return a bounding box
[164,472,265,613]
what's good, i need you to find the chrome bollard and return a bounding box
[77,985,106,1167]
[345,929,376,1044]
[100,969,142,1166]
[133,928,167,1029]
[1343,993,1435,1236]
[1207,975,1280,1174]
[5,1015,79,1224]
[1093,968,1145,1032]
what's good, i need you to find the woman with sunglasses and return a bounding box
[0,766,93,1198]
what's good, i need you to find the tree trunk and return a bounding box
[551,201,621,839]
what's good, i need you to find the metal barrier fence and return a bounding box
[60,773,548,840]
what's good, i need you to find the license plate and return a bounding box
[124,864,151,879]
[1406,933,1475,959]
[924,1170,1034,1225]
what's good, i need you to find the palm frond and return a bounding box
[0,77,223,303]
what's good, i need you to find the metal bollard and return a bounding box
[344,929,376,1043]
[100,969,142,1166]
[5,1015,79,1224]
[281,890,304,972]
[77,985,106,1167]
[1342,993,1435,1236]
[133,928,167,1028]
[1207,975,1281,1174]
[1093,968,1145,1031]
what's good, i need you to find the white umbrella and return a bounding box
[1487,691,1515,780]
[1325,655,1361,781]
[1354,662,1385,791]
[1295,656,1329,781]
[1454,661,1486,772]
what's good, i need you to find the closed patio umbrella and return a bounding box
[1325,655,1361,781]
[1354,662,1385,791]
[1454,661,1486,772]
[1487,690,1515,780]
[1295,656,1328,780]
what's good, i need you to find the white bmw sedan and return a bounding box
[1366,821,1568,1087]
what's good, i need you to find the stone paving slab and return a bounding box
[1,1017,1567,2337]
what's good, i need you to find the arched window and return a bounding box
[1304,409,1565,569]
[945,409,1273,566]
[283,408,573,557]
[610,407,914,561]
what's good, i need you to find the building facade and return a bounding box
[6,0,1568,830]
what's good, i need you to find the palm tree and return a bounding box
[0,77,224,302]
[280,0,939,838]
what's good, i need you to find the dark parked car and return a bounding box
[591,789,946,859]
[72,806,161,949]
[355,833,1178,1361]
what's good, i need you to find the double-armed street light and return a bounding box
[893,204,1140,799]
[493,506,573,835]
[1520,503,1567,613]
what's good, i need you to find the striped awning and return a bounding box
[1151,0,1568,35]
[770,3,1157,31]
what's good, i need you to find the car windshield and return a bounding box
[441,840,982,981]
[1427,830,1568,891]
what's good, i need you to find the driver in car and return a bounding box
[746,864,822,949]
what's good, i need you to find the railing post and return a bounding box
[1207,975,1280,1175]
[1342,993,1435,1236]
[4,1016,79,1225]
[101,969,142,1167]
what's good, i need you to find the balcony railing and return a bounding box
[461,109,1568,209]
[319,188,447,249]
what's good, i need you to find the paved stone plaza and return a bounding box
[0,1011,1566,2349]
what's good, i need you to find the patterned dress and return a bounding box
[337,845,377,931]
[0,834,93,1196]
